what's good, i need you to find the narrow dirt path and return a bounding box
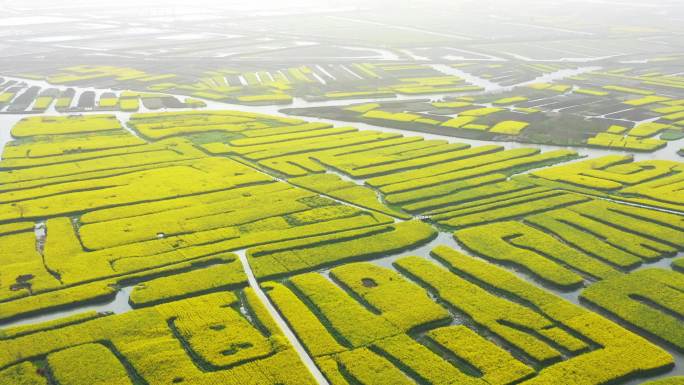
[235,249,330,385]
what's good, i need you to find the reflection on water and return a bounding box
[0,286,134,329]
[1,75,681,162]
[0,114,22,155]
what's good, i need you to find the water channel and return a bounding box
[0,71,682,384]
